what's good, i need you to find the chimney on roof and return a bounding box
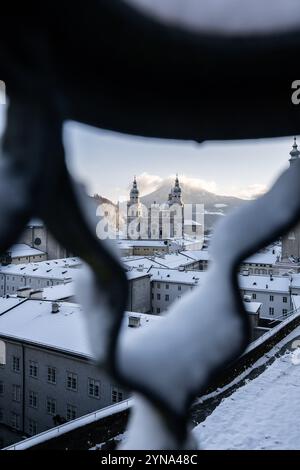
[51,302,59,314]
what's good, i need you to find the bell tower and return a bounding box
[282,137,300,260]
[127,176,141,239]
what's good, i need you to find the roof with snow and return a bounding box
[0,299,160,357]
[30,282,75,301]
[148,267,205,285]
[238,274,290,293]
[243,301,261,314]
[181,250,210,261]
[126,270,151,281]
[243,251,279,265]
[117,239,171,247]
[123,256,165,270]
[8,244,46,258]
[0,257,81,280]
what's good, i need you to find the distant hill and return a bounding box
[92,194,116,207]
[140,181,247,231]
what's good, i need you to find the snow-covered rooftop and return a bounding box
[148,267,205,285]
[126,270,151,281]
[27,218,44,227]
[0,258,81,280]
[182,250,210,261]
[117,239,171,247]
[238,274,290,293]
[0,299,160,357]
[243,301,261,314]
[8,244,46,258]
[122,256,165,270]
[122,249,209,269]
[243,251,279,265]
[0,296,26,315]
[31,282,75,301]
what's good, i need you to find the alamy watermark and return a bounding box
[0,80,6,105]
[291,80,300,105]
[95,202,205,242]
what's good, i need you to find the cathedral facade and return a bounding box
[127,176,184,240]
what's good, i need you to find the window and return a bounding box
[157,283,160,289]
[46,397,56,415]
[88,378,100,399]
[270,295,274,302]
[0,381,3,395]
[29,360,38,378]
[165,295,169,301]
[12,385,21,402]
[66,372,78,391]
[0,408,3,423]
[11,412,21,430]
[156,308,160,314]
[151,293,154,299]
[28,419,37,436]
[283,297,288,303]
[111,387,123,404]
[178,285,181,291]
[12,356,20,373]
[29,391,38,409]
[252,293,256,300]
[282,309,288,316]
[165,284,169,290]
[157,293,161,300]
[269,307,274,316]
[47,366,56,384]
[66,404,77,421]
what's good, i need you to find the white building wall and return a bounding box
[240,289,291,319]
[151,280,194,314]
[0,274,65,296]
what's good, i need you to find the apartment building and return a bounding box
[0,299,155,439]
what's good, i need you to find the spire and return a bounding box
[129,175,139,202]
[289,137,300,166]
[168,173,182,205]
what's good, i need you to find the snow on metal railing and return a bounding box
[3,398,133,451]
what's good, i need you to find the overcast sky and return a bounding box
[0,105,294,203]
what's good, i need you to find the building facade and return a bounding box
[0,301,155,442]
[282,137,300,261]
[127,175,185,240]
[18,220,70,261]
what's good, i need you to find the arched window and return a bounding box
[0,340,6,365]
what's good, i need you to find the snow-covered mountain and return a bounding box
[140,181,247,231]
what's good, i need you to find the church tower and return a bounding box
[167,174,184,238]
[168,174,183,206]
[127,176,142,239]
[282,137,300,260]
